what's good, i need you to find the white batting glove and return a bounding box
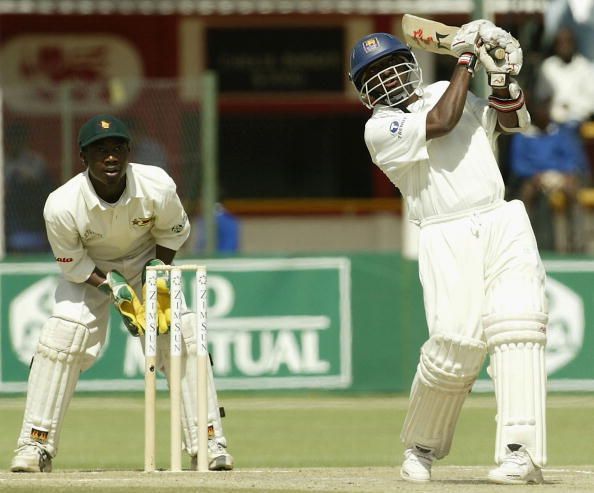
[504,41,523,76]
[479,26,523,76]
[451,19,495,57]
[478,45,509,87]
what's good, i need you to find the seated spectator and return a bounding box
[124,118,170,172]
[4,122,55,253]
[195,202,240,254]
[536,26,594,125]
[508,95,589,252]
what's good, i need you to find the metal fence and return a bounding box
[0,75,218,257]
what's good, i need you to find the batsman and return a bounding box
[349,20,547,484]
[10,114,233,472]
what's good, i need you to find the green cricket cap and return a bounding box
[78,114,131,149]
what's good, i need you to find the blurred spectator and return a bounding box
[536,27,594,124]
[4,122,55,253]
[194,202,240,254]
[508,95,589,252]
[543,0,594,61]
[124,118,170,171]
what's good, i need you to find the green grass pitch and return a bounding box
[0,393,593,492]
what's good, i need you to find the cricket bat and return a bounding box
[401,14,505,60]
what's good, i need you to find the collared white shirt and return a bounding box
[538,53,594,123]
[364,81,505,223]
[44,163,190,283]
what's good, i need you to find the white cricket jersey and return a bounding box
[44,163,190,283]
[364,81,505,223]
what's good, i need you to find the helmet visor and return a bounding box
[359,53,422,109]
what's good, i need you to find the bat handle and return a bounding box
[492,47,506,60]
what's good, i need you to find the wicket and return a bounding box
[144,264,209,472]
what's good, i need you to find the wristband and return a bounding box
[488,90,525,112]
[457,53,478,75]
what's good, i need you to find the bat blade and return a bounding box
[402,14,458,57]
[401,14,506,60]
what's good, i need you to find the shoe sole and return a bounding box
[400,469,430,483]
[10,458,52,473]
[209,457,234,471]
[487,471,544,485]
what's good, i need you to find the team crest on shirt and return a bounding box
[131,216,154,228]
[83,229,103,241]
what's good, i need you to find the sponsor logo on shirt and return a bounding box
[171,213,188,234]
[55,257,73,263]
[389,118,406,139]
[83,229,103,241]
[131,216,154,228]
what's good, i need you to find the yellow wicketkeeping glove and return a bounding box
[142,259,171,334]
[103,270,146,337]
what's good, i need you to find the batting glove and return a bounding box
[101,271,146,337]
[142,259,172,335]
[451,19,495,57]
[479,26,523,76]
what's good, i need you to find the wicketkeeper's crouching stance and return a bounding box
[349,20,547,485]
[11,115,233,473]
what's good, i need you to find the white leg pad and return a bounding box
[485,314,547,467]
[16,317,89,457]
[401,333,487,459]
[160,312,226,455]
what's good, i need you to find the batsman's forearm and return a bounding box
[426,65,472,140]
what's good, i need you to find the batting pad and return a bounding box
[484,314,547,467]
[16,317,89,457]
[159,312,226,456]
[401,333,487,459]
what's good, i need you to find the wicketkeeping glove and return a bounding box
[100,271,146,337]
[142,259,171,335]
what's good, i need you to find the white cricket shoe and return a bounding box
[488,445,544,485]
[10,444,53,473]
[191,440,234,471]
[400,446,434,482]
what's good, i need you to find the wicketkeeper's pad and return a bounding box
[15,317,89,457]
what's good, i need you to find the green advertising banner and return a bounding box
[0,258,352,392]
[1,255,593,393]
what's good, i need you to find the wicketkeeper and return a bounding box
[349,21,547,485]
[11,114,233,472]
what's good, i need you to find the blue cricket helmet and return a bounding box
[349,33,413,89]
[349,33,422,109]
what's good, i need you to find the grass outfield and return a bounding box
[0,393,593,491]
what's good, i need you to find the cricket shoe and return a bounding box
[191,439,234,471]
[488,444,544,485]
[10,444,53,473]
[400,445,434,482]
